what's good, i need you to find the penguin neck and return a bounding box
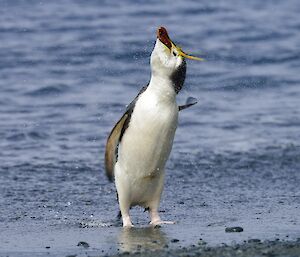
[148,73,176,102]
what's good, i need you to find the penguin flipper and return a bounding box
[179,97,198,111]
[105,113,128,182]
[104,85,149,182]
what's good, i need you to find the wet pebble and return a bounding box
[225,226,244,233]
[198,239,207,246]
[248,239,261,243]
[77,241,89,248]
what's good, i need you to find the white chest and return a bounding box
[118,89,178,177]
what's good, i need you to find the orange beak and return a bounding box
[156,26,204,61]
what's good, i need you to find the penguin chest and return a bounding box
[118,92,178,178]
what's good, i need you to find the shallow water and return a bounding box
[0,0,300,256]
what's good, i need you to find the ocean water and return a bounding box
[0,0,300,255]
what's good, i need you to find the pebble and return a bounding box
[198,239,207,246]
[225,226,244,233]
[171,238,180,243]
[77,241,89,248]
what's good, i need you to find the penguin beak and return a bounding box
[157,27,172,49]
[156,26,204,61]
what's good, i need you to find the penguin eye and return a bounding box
[172,51,177,57]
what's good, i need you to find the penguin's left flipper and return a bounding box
[105,113,129,182]
[179,97,198,111]
[105,85,149,182]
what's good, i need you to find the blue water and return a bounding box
[0,0,300,255]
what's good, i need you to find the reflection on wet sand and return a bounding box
[118,227,167,252]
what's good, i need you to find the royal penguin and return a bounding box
[105,26,203,227]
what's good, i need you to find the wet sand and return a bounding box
[112,239,300,257]
[1,216,300,257]
[1,229,300,257]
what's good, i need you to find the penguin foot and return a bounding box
[149,209,175,226]
[150,220,175,226]
[122,215,134,228]
[123,223,134,228]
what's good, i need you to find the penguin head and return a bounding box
[150,27,203,93]
[151,27,185,78]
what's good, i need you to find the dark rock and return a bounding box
[225,226,244,233]
[45,246,50,249]
[171,238,180,243]
[198,239,207,246]
[248,239,261,243]
[77,241,89,248]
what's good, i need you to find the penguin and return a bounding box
[105,26,203,227]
